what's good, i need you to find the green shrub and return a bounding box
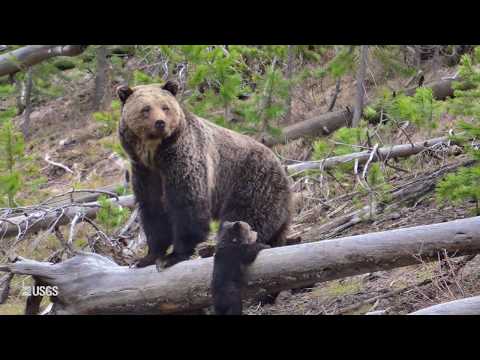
[53,58,76,71]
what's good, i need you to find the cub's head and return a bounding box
[216,221,258,249]
[117,81,183,147]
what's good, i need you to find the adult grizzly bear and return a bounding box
[117,81,292,269]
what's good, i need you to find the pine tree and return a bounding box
[436,47,480,214]
[0,108,46,207]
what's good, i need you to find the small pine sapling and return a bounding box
[96,195,131,236]
[0,115,45,207]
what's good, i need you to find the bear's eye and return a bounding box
[141,105,151,115]
[161,106,170,112]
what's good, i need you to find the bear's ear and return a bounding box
[116,85,134,104]
[232,222,242,232]
[222,221,233,229]
[162,80,179,96]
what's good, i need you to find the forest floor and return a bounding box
[1,59,478,315]
[246,196,480,315]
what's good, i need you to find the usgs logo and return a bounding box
[22,286,59,297]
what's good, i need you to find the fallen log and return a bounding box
[286,136,450,174]
[404,78,456,100]
[409,295,480,315]
[40,183,127,207]
[0,195,135,239]
[260,108,353,147]
[300,158,475,243]
[1,216,479,314]
[0,45,88,77]
[263,77,460,147]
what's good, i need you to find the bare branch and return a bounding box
[44,154,75,174]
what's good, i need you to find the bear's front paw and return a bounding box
[158,252,190,269]
[134,253,158,268]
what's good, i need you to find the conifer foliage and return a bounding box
[436,47,480,214]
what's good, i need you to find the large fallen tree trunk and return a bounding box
[260,108,353,147]
[262,77,459,147]
[409,295,480,315]
[0,45,88,77]
[286,136,450,174]
[404,77,456,100]
[1,216,479,314]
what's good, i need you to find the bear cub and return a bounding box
[211,221,269,315]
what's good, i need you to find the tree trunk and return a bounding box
[415,45,422,69]
[287,136,451,173]
[21,67,34,139]
[352,45,368,128]
[0,45,88,77]
[433,45,440,75]
[14,73,25,115]
[409,295,480,315]
[327,78,341,112]
[285,45,295,124]
[1,216,480,314]
[93,46,110,111]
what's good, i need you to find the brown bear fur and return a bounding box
[117,81,292,269]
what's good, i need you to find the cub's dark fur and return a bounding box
[212,221,268,315]
[117,81,292,270]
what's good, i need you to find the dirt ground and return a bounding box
[245,197,480,315]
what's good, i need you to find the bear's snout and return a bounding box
[155,120,166,130]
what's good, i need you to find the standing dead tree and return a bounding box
[352,45,368,128]
[21,67,34,138]
[284,45,296,124]
[93,45,111,111]
[1,216,479,314]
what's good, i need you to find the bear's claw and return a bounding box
[134,253,158,269]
